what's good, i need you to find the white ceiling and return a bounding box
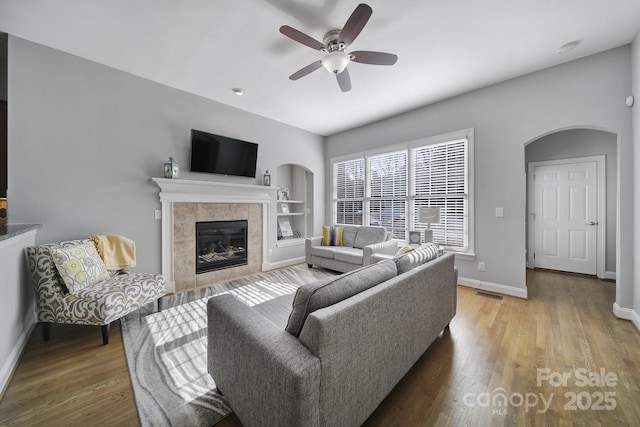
[1,0,640,136]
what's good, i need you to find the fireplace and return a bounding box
[196,220,248,274]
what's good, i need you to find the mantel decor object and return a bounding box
[263,170,271,186]
[164,157,179,179]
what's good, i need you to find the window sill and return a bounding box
[447,251,476,261]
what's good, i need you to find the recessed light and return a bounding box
[232,88,245,96]
[557,40,580,55]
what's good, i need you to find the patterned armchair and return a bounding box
[26,239,166,345]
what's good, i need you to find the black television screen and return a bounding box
[190,129,258,178]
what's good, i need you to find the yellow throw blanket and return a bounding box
[89,235,136,270]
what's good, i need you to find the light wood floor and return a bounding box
[1,269,639,426]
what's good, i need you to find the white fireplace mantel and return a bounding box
[152,177,275,203]
[151,178,276,286]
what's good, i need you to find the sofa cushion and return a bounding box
[353,226,387,249]
[285,259,397,337]
[341,225,358,247]
[333,247,364,265]
[310,245,336,259]
[322,225,343,246]
[52,241,111,294]
[394,243,440,274]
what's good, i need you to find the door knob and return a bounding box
[586,221,597,226]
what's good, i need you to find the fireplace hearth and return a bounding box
[196,220,248,274]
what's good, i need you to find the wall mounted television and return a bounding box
[190,129,258,178]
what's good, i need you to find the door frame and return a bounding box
[527,155,606,278]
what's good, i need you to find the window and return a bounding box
[412,139,467,249]
[332,129,474,254]
[368,150,407,240]
[334,158,364,225]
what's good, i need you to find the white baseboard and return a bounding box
[0,312,36,398]
[263,257,305,271]
[604,271,617,281]
[458,277,528,299]
[613,303,640,331]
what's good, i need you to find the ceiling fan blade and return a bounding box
[336,68,352,92]
[350,51,398,66]
[289,60,323,80]
[279,25,325,51]
[339,3,373,45]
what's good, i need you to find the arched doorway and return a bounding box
[524,128,617,279]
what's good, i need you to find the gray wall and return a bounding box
[1,32,6,200]
[7,36,325,272]
[326,46,634,307]
[633,33,640,317]
[525,129,617,273]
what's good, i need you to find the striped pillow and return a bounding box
[393,242,440,274]
[322,225,343,246]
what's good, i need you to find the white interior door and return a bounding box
[533,161,597,275]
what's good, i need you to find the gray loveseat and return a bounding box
[207,246,457,427]
[305,224,399,272]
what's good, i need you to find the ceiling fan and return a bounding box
[279,3,398,92]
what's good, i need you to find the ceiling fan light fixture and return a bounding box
[322,51,349,74]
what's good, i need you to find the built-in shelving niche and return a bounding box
[276,163,313,248]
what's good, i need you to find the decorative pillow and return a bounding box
[395,245,414,255]
[285,259,397,337]
[341,225,358,247]
[321,225,343,246]
[52,242,111,294]
[394,243,440,275]
[353,226,387,249]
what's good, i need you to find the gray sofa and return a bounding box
[305,224,399,272]
[207,246,457,427]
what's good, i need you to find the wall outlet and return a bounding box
[478,261,486,271]
[154,210,162,220]
[495,207,504,218]
[268,249,273,256]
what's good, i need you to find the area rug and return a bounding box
[120,264,334,427]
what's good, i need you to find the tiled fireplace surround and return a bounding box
[152,178,274,293]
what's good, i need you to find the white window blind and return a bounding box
[368,151,407,239]
[332,132,471,253]
[413,139,468,249]
[335,159,365,225]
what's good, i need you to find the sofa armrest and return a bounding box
[207,294,321,427]
[305,236,323,265]
[362,239,399,265]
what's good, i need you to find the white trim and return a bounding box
[458,276,528,299]
[0,227,39,250]
[152,178,275,203]
[604,271,617,281]
[0,228,39,396]
[612,303,640,331]
[452,251,476,261]
[264,257,306,271]
[330,128,475,256]
[151,178,277,283]
[276,238,305,248]
[527,156,606,278]
[329,128,475,164]
[0,309,36,397]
